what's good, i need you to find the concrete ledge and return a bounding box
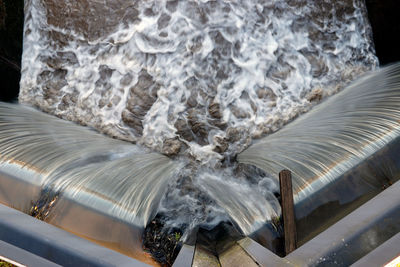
[238,237,291,267]
[0,240,60,267]
[287,180,400,265]
[172,244,195,267]
[0,204,150,267]
[351,232,400,267]
[238,180,400,267]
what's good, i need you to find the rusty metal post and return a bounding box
[279,169,297,255]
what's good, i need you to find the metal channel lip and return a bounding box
[45,195,154,265]
[59,184,144,227]
[0,159,144,227]
[286,180,400,265]
[171,244,195,267]
[292,127,399,205]
[351,232,400,267]
[240,132,400,251]
[0,159,154,264]
[0,160,44,212]
[0,240,60,267]
[0,160,45,187]
[236,181,400,267]
[0,203,151,267]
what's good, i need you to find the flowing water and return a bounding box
[238,64,400,205]
[3,0,397,262]
[20,0,377,163]
[0,103,179,227]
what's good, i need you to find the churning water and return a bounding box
[4,0,398,254]
[238,64,400,205]
[20,0,377,163]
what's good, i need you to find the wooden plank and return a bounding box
[279,170,297,255]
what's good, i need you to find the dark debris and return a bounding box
[29,189,59,221]
[143,216,183,267]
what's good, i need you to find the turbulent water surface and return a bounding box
[15,0,383,244]
[20,0,377,162]
[239,64,400,205]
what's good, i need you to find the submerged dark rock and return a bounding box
[162,138,182,156]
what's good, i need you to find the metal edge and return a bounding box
[286,180,400,265]
[351,232,400,267]
[0,203,150,267]
[0,240,60,267]
[237,237,292,267]
[172,244,195,267]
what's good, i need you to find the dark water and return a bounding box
[0,0,23,102]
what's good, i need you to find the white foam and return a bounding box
[20,0,378,162]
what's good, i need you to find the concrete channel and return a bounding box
[0,203,149,266]
[0,160,156,265]
[0,107,399,266]
[173,180,400,267]
[1,144,399,266]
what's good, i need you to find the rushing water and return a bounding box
[0,103,179,227]
[20,0,377,163]
[238,64,400,205]
[4,0,394,256]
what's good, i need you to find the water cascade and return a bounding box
[0,102,179,263]
[1,0,398,265]
[238,64,400,242]
[19,0,377,161]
